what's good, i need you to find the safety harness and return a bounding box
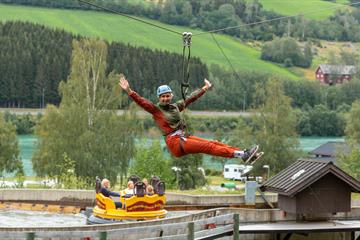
[181,32,192,101]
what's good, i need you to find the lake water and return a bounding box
[17,135,344,177]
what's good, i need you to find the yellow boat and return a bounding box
[88,177,167,224]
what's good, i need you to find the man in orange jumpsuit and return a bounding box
[119,75,261,164]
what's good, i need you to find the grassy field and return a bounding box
[254,0,351,20]
[0,4,298,80]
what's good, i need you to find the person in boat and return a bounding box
[119,75,261,164]
[142,178,149,187]
[101,179,122,208]
[122,180,135,196]
[146,185,154,196]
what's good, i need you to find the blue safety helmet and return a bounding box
[157,85,172,97]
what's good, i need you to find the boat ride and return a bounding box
[88,176,167,224]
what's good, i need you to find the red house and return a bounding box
[315,64,356,85]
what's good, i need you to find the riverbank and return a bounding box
[16,135,344,177]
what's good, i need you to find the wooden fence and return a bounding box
[2,213,240,240]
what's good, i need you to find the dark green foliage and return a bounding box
[296,104,346,136]
[130,140,175,188]
[0,21,208,108]
[3,112,37,134]
[261,38,312,68]
[0,113,23,175]
[0,21,72,107]
[283,79,323,108]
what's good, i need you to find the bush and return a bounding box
[261,37,312,68]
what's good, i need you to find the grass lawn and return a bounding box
[168,176,245,195]
[256,0,352,20]
[0,4,298,80]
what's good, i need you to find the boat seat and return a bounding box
[128,175,140,184]
[150,176,160,193]
[156,181,166,196]
[95,177,101,193]
[134,181,146,197]
[96,193,116,210]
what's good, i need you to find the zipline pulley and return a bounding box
[181,32,192,100]
[182,32,192,47]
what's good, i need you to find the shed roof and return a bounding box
[318,64,356,75]
[260,159,360,197]
[308,141,349,157]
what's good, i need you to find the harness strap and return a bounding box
[181,32,192,101]
[166,129,187,155]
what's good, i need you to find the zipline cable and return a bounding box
[77,0,182,36]
[210,33,245,88]
[210,33,249,108]
[193,1,360,36]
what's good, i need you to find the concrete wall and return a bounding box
[0,189,278,206]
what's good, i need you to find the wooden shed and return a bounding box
[260,159,360,215]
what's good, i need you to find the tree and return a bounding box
[0,113,23,175]
[130,140,174,187]
[337,100,360,179]
[261,37,312,68]
[32,38,137,186]
[345,100,360,142]
[252,78,300,174]
[338,147,360,180]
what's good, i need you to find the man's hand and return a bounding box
[203,78,212,91]
[119,75,132,94]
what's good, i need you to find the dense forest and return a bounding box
[1,21,360,114]
[0,21,207,108]
[2,0,360,41]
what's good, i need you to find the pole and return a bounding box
[42,88,45,108]
[233,213,239,240]
[177,171,179,189]
[243,92,246,111]
[187,221,194,240]
[26,233,35,240]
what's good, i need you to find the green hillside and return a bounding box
[0,4,298,80]
[251,0,351,20]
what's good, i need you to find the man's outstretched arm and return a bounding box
[119,74,157,113]
[182,78,212,109]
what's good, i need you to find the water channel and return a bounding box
[0,208,197,227]
[0,135,343,227]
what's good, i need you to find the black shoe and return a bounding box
[249,152,264,165]
[242,145,259,164]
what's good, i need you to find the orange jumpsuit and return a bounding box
[129,90,240,158]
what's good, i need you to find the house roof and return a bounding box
[260,159,360,197]
[318,64,356,75]
[308,156,336,164]
[308,141,349,157]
